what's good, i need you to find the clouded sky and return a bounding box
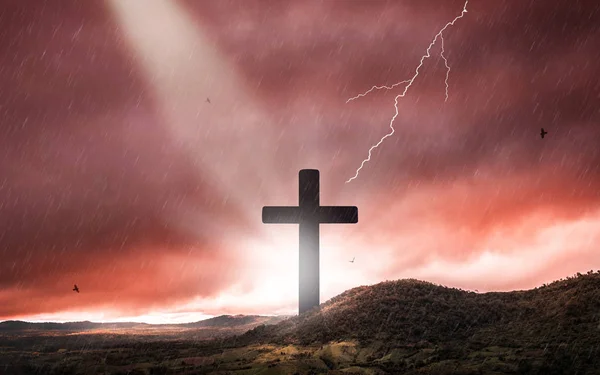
[1,0,599,323]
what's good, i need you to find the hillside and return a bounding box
[227,271,600,373]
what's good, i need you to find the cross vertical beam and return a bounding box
[298,170,320,315]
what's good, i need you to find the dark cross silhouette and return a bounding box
[540,128,548,139]
[262,169,358,314]
[72,284,79,293]
[349,257,355,263]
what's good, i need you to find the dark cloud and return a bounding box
[0,0,599,320]
[0,0,253,318]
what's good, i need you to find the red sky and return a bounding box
[1,0,599,323]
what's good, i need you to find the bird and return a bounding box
[72,284,79,293]
[206,97,211,104]
[540,128,548,139]
[349,257,355,263]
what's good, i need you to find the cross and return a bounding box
[262,169,358,314]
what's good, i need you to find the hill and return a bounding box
[228,271,600,373]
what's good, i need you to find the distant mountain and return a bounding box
[232,272,600,368]
[180,314,287,328]
[0,320,144,331]
[0,314,289,332]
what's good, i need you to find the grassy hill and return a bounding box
[228,271,600,373]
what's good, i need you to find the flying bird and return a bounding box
[206,97,211,104]
[349,257,355,263]
[72,284,79,293]
[540,128,548,139]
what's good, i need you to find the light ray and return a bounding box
[107,0,286,237]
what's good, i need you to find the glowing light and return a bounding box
[346,1,469,183]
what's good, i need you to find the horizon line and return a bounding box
[2,272,595,325]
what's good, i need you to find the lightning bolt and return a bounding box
[345,1,468,183]
[440,34,451,102]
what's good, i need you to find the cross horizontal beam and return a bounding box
[262,206,358,224]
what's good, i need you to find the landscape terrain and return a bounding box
[1,272,600,375]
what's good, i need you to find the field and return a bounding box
[0,330,550,375]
